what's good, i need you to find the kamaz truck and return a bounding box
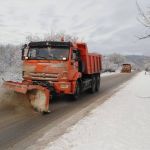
[3,41,102,113]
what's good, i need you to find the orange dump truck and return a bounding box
[121,64,131,73]
[3,41,102,113]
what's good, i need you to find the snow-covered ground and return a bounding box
[101,69,121,77]
[101,71,120,77]
[43,72,150,150]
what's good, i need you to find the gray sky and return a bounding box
[0,0,150,55]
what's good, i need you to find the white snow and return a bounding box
[101,71,119,77]
[43,72,150,150]
[0,67,22,86]
[101,69,121,77]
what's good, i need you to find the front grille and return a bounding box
[24,72,59,81]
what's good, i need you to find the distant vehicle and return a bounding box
[145,68,150,72]
[121,64,131,73]
[145,67,150,74]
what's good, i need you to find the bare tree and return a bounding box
[26,35,42,42]
[26,32,79,43]
[137,1,150,39]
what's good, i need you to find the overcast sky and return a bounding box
[0,0,150,55]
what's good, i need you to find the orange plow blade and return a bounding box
[2,81,50,113]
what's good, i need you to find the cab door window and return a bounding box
[72,49,78,61]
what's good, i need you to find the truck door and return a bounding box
[72,49,79,70]
[68,49,80,80]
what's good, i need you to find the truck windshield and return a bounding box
[27,47,69,60]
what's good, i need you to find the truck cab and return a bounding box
[22,41,102,99]
[22,41,83,95]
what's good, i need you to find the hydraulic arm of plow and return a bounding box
[2,81,51,113]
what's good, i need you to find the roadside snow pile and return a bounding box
[101,71,119,77]
[44,72,150,150]
[0,66,22,105]
[0,66,22,107]
[101,69,121,77]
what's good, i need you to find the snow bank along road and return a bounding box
[42,72,150,150]
[0,72,136,150]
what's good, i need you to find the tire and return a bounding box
[95,75,101,92]
[51,92,58,101]
[72,81,80,100]
[42,110,51,115]
[90,77,96,93]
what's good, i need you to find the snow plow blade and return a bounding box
[2,81,50,113]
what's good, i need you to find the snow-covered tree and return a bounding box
[137,1,150,39]
[26,32,79,43]
[0,44,21,73]
[109,53,125,67]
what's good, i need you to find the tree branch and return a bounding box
[136,1,150,27]
[136,1,150,39]
[137,34,150,39]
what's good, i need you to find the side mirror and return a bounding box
[21,48,25,60]
[21,44,28,60]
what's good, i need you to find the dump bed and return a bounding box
[77,43,102,75]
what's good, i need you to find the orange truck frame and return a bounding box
[3,41,102,113]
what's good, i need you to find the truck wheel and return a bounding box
[90,77,96,93]
[72,81,80,100]
[95,76,100,92]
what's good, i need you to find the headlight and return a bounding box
[60,83,69,89]
[61,71,68,79]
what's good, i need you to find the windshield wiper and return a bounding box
[35,55,59,60]
[48,55,58,60]
[36,55,48,59]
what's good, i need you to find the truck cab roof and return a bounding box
[28,41,73,48]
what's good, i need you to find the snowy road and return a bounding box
[0,72,136,150]
[42,71,150,150]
